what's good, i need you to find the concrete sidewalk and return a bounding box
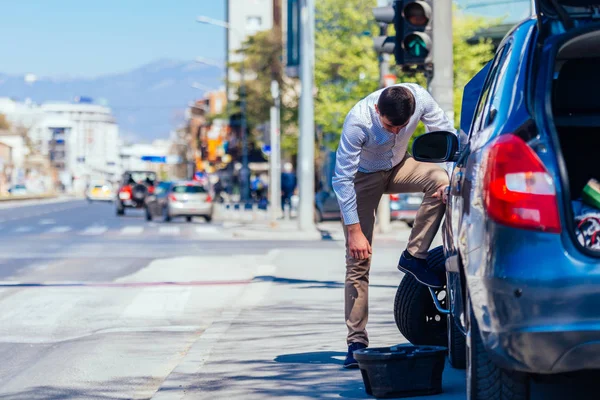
[152,245,465,399]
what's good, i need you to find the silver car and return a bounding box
[145,181,213,222]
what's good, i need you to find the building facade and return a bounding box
[0,98,121,193]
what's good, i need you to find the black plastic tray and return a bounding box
[354,344,447,398]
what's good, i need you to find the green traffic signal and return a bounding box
[402,32,431,59]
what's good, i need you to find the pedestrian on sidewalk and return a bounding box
[332,84,454,368]
[281,162,297,216]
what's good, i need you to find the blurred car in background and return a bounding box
[315,190,340,222]
[390,193,423,227]
[116,170,157,216]
[86,183,114,202]
[145,180,213,222]
[8,185,28,196]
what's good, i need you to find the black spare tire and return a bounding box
[132,184,148,201]
[394,246,447,347]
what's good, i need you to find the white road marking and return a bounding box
[81,226,108,235]
[159,226,180,235]
[14,226,32,233]
[195,226,219,234]
[48,226,71,234]
[121,226,144,235]
[39,219,56,225]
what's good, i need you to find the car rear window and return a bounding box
[172,185,207,194]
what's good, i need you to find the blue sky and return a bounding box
[0,0,226,77]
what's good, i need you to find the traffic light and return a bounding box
[372,4,396,55]
[395,0,433,66]
[372,1,433,67]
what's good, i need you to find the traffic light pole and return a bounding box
[428,0,454,124]
[376,0,392,234]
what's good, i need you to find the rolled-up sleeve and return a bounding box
[332,114,365,225]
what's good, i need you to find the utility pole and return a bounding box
[376,0,392,234]
[428,0,454,123]
[297,0,315,231]
[269,80,282,223]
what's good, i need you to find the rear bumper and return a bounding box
[472,225,600,374]
[169,202,213,216]
[87,194,113,201]
[120,199,145,208]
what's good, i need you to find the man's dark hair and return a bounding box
[377,86,416,127]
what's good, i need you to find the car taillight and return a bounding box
[119,185,132,200]
[169,194,178,202]
[148,186,155,194]
[482,134,561,233]
[206,194,212,203]
[390,194,399,201]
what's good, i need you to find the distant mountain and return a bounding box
[0,59,224,142]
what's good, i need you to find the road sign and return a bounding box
[286,0,301,77]
[141,156,166,163]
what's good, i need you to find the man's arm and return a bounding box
[415,85,456,177]
[332,114,372,260]
[416,84,455,133]
[332,115,365,226]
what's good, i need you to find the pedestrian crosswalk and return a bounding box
[0,223,228,238]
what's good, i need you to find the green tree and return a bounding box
[314,1,496,150]
[228,29,300,159]
[314,0,380,151]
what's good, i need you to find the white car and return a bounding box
[86,184,115,202]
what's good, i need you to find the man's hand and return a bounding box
[347,224,372,260]
[433,185,449,204]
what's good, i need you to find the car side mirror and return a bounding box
[412,131,459,163]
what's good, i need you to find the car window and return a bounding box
[172,185,207,194]
[470,43,512,137]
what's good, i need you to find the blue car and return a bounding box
[400,1,600,398]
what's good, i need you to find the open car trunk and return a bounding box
[551,32,600,253]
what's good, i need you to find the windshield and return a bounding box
[172,185,207,194]
[125,172,156,185]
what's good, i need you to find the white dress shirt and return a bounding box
[332,83,455,225]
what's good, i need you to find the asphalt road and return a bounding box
[0,199,341,399]
[0,199,599,399]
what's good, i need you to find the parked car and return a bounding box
[115,171,156,216]
[390,193,423,227]
[8,185,27,196]
[86,183,114,202]
[396,2,600,398]
[145,180,213,222]
[315,190,341,222]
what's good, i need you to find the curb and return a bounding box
[0,194,58,202]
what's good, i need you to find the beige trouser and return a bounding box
[343,155,449,346]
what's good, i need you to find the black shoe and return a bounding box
[398,250,444,288]
[343,342,367,369]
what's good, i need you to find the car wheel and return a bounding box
[116,203,125,216]
[203,215,213,223]
[186,216,193,222]
[394,246,447,346]
[145,207,152,221]
[448,312,466,369]
[162,207,171,222]
[466,299,529,400]
[406,221,415,228]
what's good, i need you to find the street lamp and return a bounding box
[196,15,251,203]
